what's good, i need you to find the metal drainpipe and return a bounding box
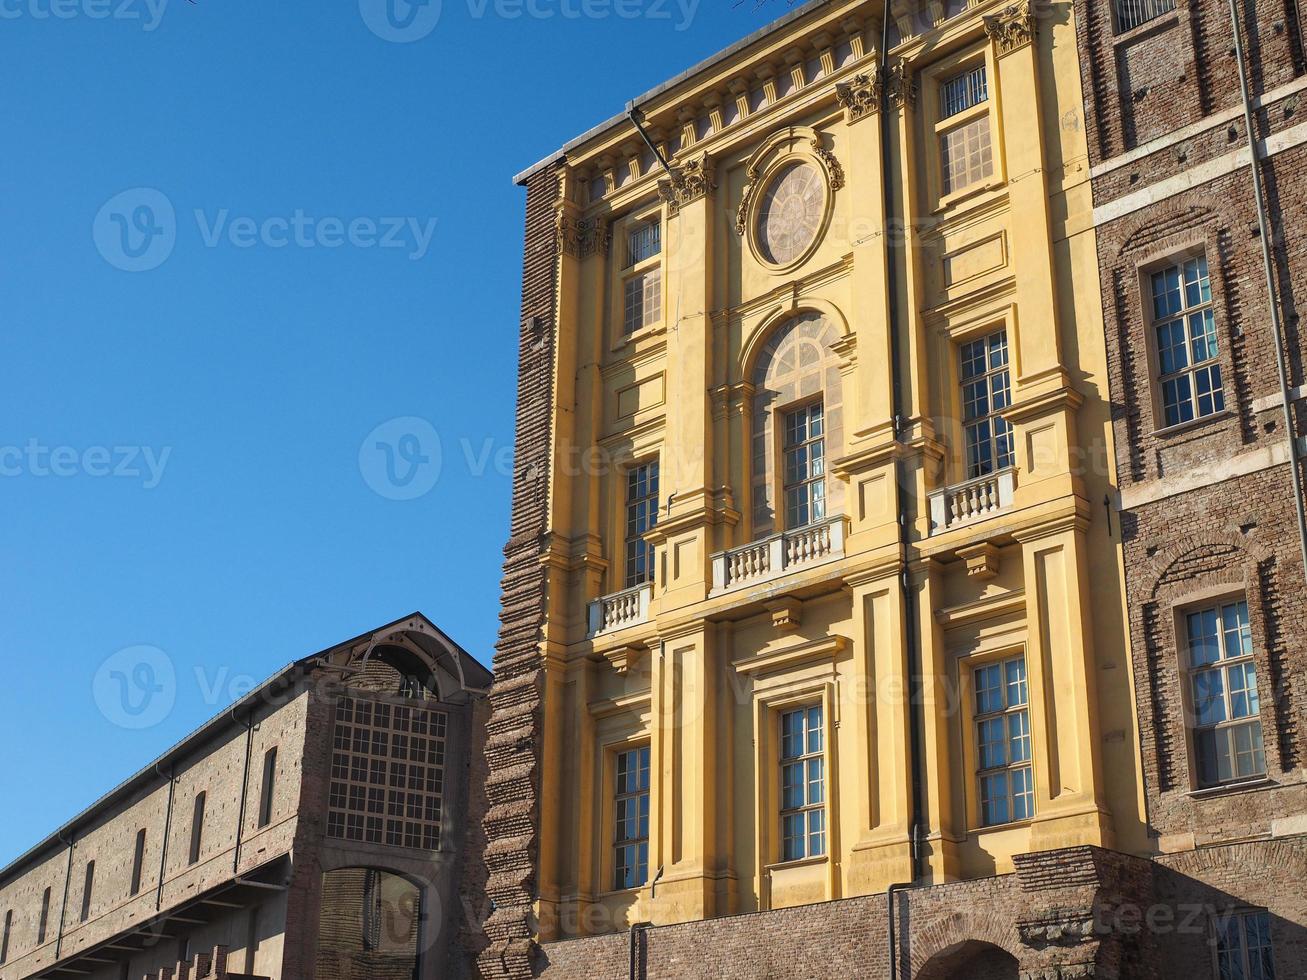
[155,763,176,911]
[53,831,74,960]
[232,709,255,874]
[1228,0,1307,582]
[627,920,652,980]
[625,104,675,179]
[878,5,927,976]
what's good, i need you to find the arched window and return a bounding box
[749,311,846,535]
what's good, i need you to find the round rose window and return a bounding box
[755,160,824,266]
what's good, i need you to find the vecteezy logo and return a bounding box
[93,188,176,272]
[359,0,441,42]
[93,644,177,729]
[359,416,442,500]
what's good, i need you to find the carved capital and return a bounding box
[884,62,917,109]
[579,216,610,258]
[985,0,1039,54]
[835,72,880,123]
[554,209,583,257]
[657,156,715,217]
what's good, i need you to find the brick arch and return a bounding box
[1115,204,1217,259]
[1164,839,1307,881]
[908,910,1023,978]
[1139,529,1271,602]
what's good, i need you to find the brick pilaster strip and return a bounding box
[477,163,560,979]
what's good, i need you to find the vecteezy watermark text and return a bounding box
[1,0,167,30]
[358,0,698,43]
[94,188,439,272]
[0,440,171,488]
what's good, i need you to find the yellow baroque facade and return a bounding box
[523,0,1145,942]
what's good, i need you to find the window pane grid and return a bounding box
[782,403,826,530]
[1153,256,1224,427]
[780,705,826,861]
[329,695,447,850]
[1116,0,1175,32]
[1216,911,1276,980]
[960,330,1014,479]
[626,220,661,267]
[623,267,662,335]
[624,461,660,588]
[940,115,994,194]
[1188,601,1266,787]
[940,65,988,119]
[613,746,651,890]
[975,656,1034,827]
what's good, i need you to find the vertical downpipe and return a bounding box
[1228,0,1307,582]
[156,765,176,911]
[878,6,927,978]
[232,710,255,874]
[53,832,74,960]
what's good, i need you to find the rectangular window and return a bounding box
[780,705,825,861]
[939,65,992,195]
[2,908,12,964]
[783,402,826,529]
[975,656,1034,826]
[940,65,988,119]
[189,792,206,865]
[623,268,662,335]
[626,221,661,267]
[1152,255,1224,428]
[1187,600,1266,787]
[37,887,50,944]
[1216,910,1276,979]
[258,747,278,828]
[130,829,146,896]
[961,330,1015,479]
[613,746,650,890]
[1116,0,1175,32]
[624,460,660,588]
[80,861,94,923]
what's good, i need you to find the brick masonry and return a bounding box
[1073,0,1307,974]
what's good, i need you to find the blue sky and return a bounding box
[0,0,788,866]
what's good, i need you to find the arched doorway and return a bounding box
[315,867,423,980]
[917,939,1020,980]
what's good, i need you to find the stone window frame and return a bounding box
[1132,532,1293,799]
[749,676,840,890]
[1167,580,1276,795]
[596,732,653,898]
[609,201,666,351]
[747,309,847,538]
[741,128,840,277]
[935,303,1021,489]
[957,638,1038,834]
[1132,238,1235,439]
[920,43,1005,212]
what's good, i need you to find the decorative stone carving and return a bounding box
[884,62,917,108]
[735,163,760,237]
[657,156,715,216]
[810,138,845,191]
[985,0,1039,54]
[835,72,880,123]
[579,217,610,257]
[554,209,583,257]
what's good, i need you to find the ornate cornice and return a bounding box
[657,156,715,216]
[985,0,1038,55]
[835,72,880,123]
[579,216,610,257]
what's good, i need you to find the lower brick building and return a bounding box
[0,613,491,980]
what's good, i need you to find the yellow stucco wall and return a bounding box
[530,0,1146,940]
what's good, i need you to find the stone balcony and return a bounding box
[587,581,653,638]
[710,514,849,596]
[927,468,1016,535]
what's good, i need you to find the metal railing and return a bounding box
[1115,0,1175,32]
